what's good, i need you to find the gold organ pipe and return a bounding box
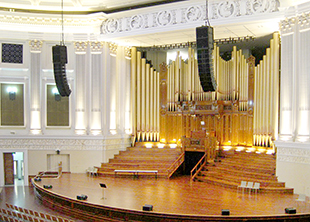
[131,47,137,142]
[141,58,146,141]
[266,48,271,136]
[146,64,150,141]
[191,48,195,101]
[273,33,280,144]
[156,70,160,141]
[175,53,180,105]
[150,67,154,141]
[188,47,192,101]
[136,51,141,141]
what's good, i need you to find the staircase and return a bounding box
[98,144,183,178]
[194,150,293,194]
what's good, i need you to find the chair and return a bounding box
[45,213,52,220]
[34,211,40,217]
[28,215,35,222]
[2,215,9,222]
[1,208,7,214]
[29,209,35,216]
[40,212,47,219]
[23,208,30,215]
[5,202,10,209]
[91,167,98,176]
[252,182,260,194]
[51,215,59,221]
[296,194,306,206]
[237,181,247,193]
[86,167,92,175]
[246,182,254,194]
[16,212,23,220]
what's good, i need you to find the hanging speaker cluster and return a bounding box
[52,45,71,97]
[196,26,217,92]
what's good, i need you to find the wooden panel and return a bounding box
[4,153,14,185]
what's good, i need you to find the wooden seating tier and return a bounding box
[195,150,294,194]
[98,145,182,178]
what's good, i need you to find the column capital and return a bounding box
[74,41,88,54]
[90,41,104,54]
[109,42,118,56]
[29,40,43,53]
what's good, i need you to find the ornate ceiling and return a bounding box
[0,0,307,46]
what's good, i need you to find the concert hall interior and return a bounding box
[1,0,310,221]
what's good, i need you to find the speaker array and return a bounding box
[52,45,71,97]
[196,26,217,92]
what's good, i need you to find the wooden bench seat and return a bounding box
[114,169,158,178]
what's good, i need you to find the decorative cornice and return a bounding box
[100,0,280,36]
[0,12,104,27]
[29,40,43,53]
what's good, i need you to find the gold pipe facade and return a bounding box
[131,33,279,148]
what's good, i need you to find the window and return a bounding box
[46,85,69,126]
[1,83,24,126]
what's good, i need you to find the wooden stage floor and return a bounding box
[31,173,310,218]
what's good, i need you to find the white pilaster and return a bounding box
[29,40,43,135]
[74,41,88,135]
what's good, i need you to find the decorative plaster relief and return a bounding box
[29,40,43,53]
[277,146,310,165]
[74,41,88,54]
[280,17,296,34]
[0,138,129,151]
[298,12,310,30]
[90,41,104,54]
[101,0,279,36]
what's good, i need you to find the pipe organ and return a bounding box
[131,33,280,149]
[131,50,160,143]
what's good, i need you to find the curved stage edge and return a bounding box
[32,178,310,222]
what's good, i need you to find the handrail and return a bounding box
[35,162,63,179]
[167,152,185,179]
[190,153,207,181]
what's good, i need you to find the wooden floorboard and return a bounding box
[28,174,310,219]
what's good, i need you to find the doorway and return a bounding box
[3,152,24,186]
[13,152,24,186]
[184,151,205,175]
[3,153,14,185]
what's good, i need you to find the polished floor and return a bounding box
[1,174,310,221]
[19,174,310,216]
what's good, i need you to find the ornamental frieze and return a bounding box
[101,0,280,36]
[277,147,310,165]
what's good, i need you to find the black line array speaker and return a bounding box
[285,207,296,214]
[196,26,217,92]
[52,45,71,97]
[221,209,230,216]
[77,194,88,200]
[142,204,153,211]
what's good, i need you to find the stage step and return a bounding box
[194,150,293,194]
[97,146,183,178]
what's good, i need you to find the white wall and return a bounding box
[276,142,310,195]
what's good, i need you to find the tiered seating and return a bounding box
[98,143,182,178]
[1,203,74,222]
[195,150,294,193]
